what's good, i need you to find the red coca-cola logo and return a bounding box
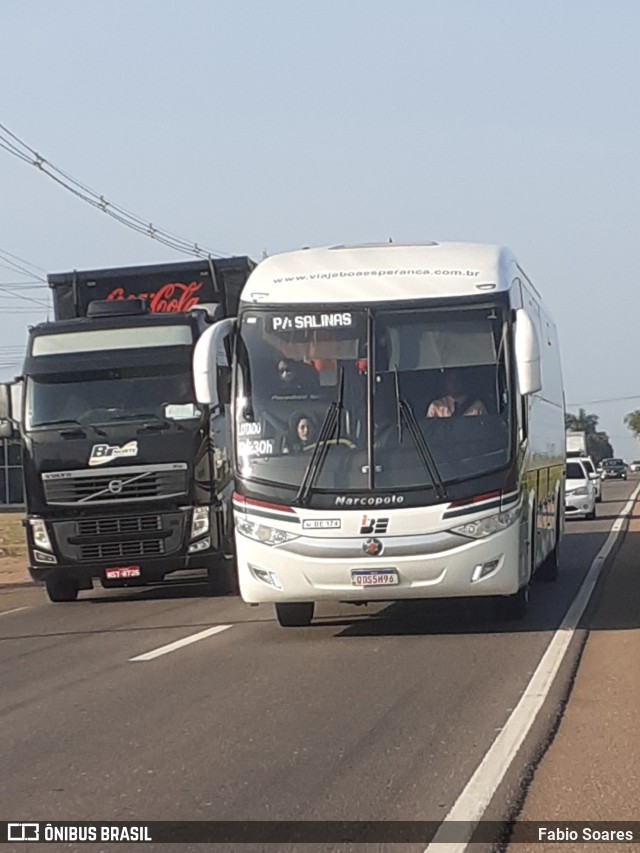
[106,281,203,313]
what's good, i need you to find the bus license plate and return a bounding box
[104,566,141,580]
[351,570,399,587]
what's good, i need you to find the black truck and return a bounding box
[2,257,254,602]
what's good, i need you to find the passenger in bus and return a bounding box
[283,412,315,453]
[426,369,487,418]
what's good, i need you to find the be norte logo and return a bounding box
[89,441,138,467]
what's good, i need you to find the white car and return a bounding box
[565,459,596,520]
[630,460,640,473]
[576,456,602,503]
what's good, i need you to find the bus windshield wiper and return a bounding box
[296,368,345,505]
[398,399,448,501]
[393,366,403,443]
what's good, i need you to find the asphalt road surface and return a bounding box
[0,478,635,852]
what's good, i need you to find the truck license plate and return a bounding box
[104,566,141,580]
[351,569,399,586]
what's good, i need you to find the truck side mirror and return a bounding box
[514,308,542,395]
[193,318,236,412]
[0,381,22,436]
[0,385,9,420]
[10,381,23,427]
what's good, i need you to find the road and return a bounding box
[0,477,636,852]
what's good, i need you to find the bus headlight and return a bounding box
[451,508,519,539]
[29,518,53,551]
[236,518,299,547]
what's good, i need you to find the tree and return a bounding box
[565,409,613,463]
[588,432,614,464]
[624,410,640,442]
[565,408,599,434]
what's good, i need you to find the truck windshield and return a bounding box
[235,304,512,494]
[25,362,195,430]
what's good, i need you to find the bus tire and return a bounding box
[275,602,314,627]
[45,577,80,603]
[537,544,559,582]
[497,583,530,621]
[538,511,560,583]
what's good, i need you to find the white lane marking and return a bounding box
[129,625,233,662]
[424,484,640,852]
[0,606,29,617]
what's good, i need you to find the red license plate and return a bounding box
[104,566,141,580]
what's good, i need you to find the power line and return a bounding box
[0,253,46,283]
[0,284,47,290]
[567,395,640,406]
[0,285,48,307]
[0,247,47,273]
[0,121,230,260]
[0,246,50,309]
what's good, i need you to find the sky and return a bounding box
[1,0,640,458]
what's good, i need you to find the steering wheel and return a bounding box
[303,438,357,452]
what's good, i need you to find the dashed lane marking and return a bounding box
[129,625,233,661]
[0,606,30,617]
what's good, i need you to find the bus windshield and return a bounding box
[235,304,512,494]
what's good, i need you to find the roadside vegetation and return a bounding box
[0,513,26,558]
[624,410,640,445]
[565,409,614,463]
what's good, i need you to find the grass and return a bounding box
[0,512,26,558]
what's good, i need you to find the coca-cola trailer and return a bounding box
[8,257,255,602]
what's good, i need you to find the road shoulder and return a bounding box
[510,502,640,849]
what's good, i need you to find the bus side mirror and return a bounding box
[193,318,236,411]
[514,308,542,395]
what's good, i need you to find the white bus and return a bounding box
[194,243,565,626]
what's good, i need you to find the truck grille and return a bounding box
[77,515,162,537]
[80,538,165,561]
[73,513,168,561]
[42,463,188,506]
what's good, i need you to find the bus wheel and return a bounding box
[275,602,314,627]
[537,505,561,583]
[537,543,559,582]
[497,583,529,621]
[45,577,80,603]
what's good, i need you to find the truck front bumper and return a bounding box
[26,505,223,585]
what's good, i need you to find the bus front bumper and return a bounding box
[236,520,525,604]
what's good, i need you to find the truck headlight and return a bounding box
[29,518,53,551]
[191,506,210,539]
[451,508,519,539]
[235,518,299,547]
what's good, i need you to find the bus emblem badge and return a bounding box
[363,538,384,556]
